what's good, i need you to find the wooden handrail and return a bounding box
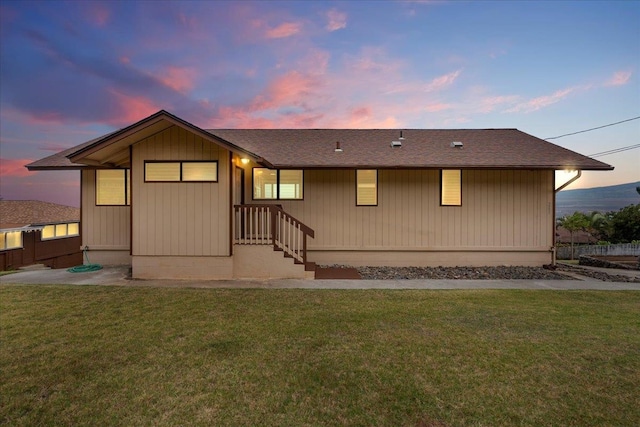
[234,204,315,265]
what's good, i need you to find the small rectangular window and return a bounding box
[253,168,303,200]
[96,169,130,206]
[144,161,218,182]
[279,170,303,199]
[0,231,23,250]
[441,169,461,206]
[42,225,55,239]
[145,162,180,181]
[357,169,377,206]
[182,162,218,182]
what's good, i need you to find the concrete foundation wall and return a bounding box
[233,245,309,279]
[309,249,552,267]
[132,256,234,280]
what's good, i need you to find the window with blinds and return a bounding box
[96,169,130,206]
[144,161,218,182]
[357,169,377,206]
[441,169,461,206]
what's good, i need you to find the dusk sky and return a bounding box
[1,0,638,208]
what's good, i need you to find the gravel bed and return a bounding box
[556,264,640,283]
[356,266,569,280]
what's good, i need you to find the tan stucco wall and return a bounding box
[131,125,230,257]
[132,255,234,280]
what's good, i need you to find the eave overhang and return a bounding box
[67,110,262,168]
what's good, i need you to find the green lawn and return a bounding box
[1,286,639,426]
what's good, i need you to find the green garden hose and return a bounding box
[67,248,103,273]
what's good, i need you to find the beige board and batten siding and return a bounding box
[244,168,554,266]
[81,170,131,265]
[131,125,230,257]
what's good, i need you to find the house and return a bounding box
[26,110,613,279]
[0,200,81,270]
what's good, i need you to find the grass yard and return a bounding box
[1,286,639,426]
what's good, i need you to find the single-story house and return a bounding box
[0,200,81,270]
[26,110,612,279]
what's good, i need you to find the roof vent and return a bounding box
[391,130,404,147]
[450,141,463,148]
[334,141,343,152]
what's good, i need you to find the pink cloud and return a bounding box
[478,95,519,113]
[604,70,632,87]
[385,69,461,94]
[250,71,320,111]
[505,87,576,113]
[85,3,110,27]
[326,9,347,31]
[266,22,303,39]
[157,66,197,93]
[1,158,35,178]
[108,90,161,125]
[424,103,452,112]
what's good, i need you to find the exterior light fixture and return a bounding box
[335,141,343,152]
[240,158,250,165]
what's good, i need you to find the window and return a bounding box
[0,231,22,251]
[41,222,80,240]
[441,169,461,206]
[357,169,377,206]
[96,169,130,206]
[253,168,303,200]
[144,161,218,182]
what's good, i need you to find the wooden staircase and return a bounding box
[234,205,315,273]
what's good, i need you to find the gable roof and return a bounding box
[0,200,80,229]
[26,110,613,171]
[209,128,612,170]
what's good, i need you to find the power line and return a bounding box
[545,116,640,140]
[588,143,640,158]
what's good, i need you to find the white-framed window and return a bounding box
[0,231,22,251]
[96,169,130,206]
[356,169,377,206]
[144,161,218,182]
[441,169,462,206]
[41,222,80,240]
[253,168,303,200]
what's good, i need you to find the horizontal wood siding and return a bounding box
[244,168,553,250]
[132,126,229,256]
[81,170,130,249]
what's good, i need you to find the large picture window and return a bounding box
[441,169,461,206]
[96,169,130,206]
[253,168,303,200]
[356,169,377,206]
[145,161,218,182]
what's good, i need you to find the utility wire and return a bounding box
[588,143,640,158]
[545,116,640,140]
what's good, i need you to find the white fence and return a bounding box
[557,243,640,260]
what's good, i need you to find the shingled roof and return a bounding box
[0,200,80,229]
[26,110,613,171]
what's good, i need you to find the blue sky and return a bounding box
[1,0,638,207]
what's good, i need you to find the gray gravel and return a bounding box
[356,265,569,280]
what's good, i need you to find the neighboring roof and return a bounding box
[0,200,80,229]
[26,110,613,171]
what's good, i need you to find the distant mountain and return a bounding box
[556,181,640,217]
